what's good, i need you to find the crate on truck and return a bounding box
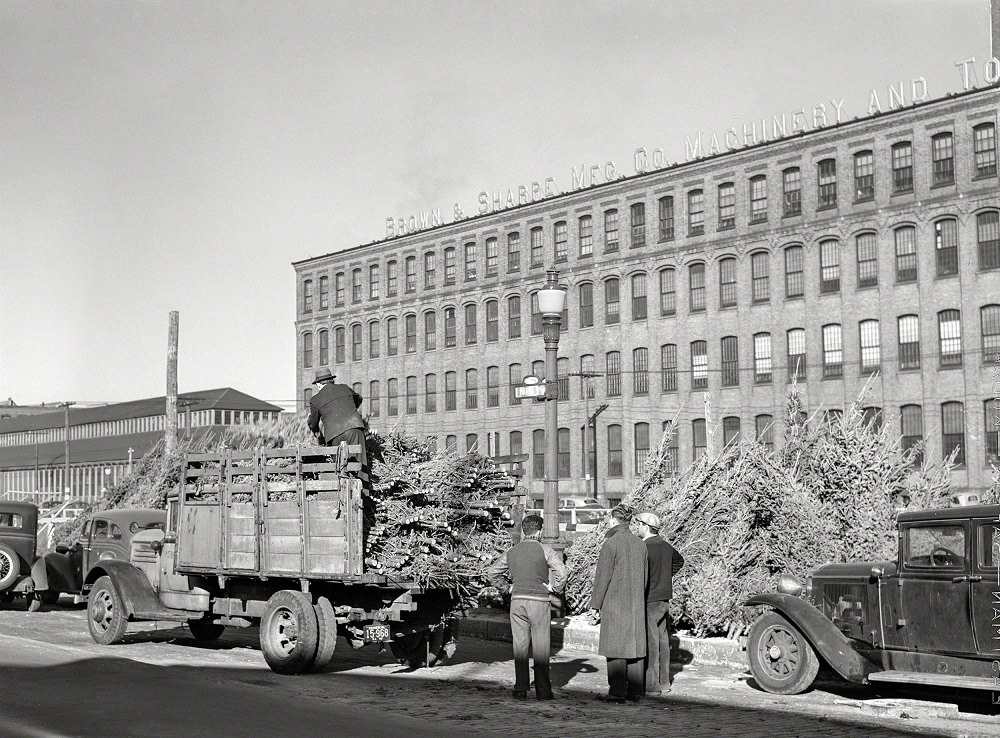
[84,445,467,674]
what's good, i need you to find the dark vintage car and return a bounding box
[31,508,166,607]
[0,502,39,604]
[745,500,1000,695]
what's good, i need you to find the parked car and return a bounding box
[31,508,166,607]
[0,502,40,605]
[744,500,1000,695]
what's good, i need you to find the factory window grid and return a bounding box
[607,424,623,478]
[931,132,955,186]
[464,242,477,281]
[687,189,704,235]
[303,332,313,368]
[425,374,437,413]
[721,336,739,387]
[334,272,345,306]
[631,273,648,320]
[717,182,735,230]
[689,262,706,312]
[859,319,881,374]
[405,256,416,292]
[973,123,997,178]
[581,355,596,399]
[853,150,874,202]
[317,329,329,365]
[938,309,962,367]
[605,278,621,324]
[445,371,457,411]
[630,202,646,248]
[444,307,457,348]
[464,304,477,345]
[424,311,436,351]
[509,430,522,457]
[719,257,737,308]
[892,141,913,193]
[579,215,593,256]
[751,251,770,303]
[782,167,801,217]
[856,232,878,288]
[387,378,399,416]
[606,351,622,397]
[658,196,675,241]
[385,319,397,357]
[822,323,843,378]
[530,291,542,334]
[986,400,1000,466]
[369,264,380,299]
[368,381,380,418]
[466,434,478,454]
[935,218,959,276]
[351,269,362,303]
[508,363,522,405]
[749,175,767,224]
[784,245,804,298]
[558,427,570,477]
[487,366,500,408]
[554,221,568,262]
[819,239,841,293]
[334,326,346,363]
[386,261,397,297]
[900,404,922,464]
[661,421,680,476]
[530,227,544,268]
[898,314,920,370]
[507,232,521,273]
[755,415,774,452]
[352,323,364,361]
[603,209,620,253]
[405,376,417,415]
[692,418,707,460]
[981,304,1000,360]
[941,401,966,466]
[444,247,456,285]
[485,299,499,342]
[532,429,545,478]
[318,276,329,310]
[424,251,436,288]
[787,327,806,382]
[579,282,594,328]
[632,347,649,395]
[659,268,676,316]
[404,314,416,354]
[508,295,522,338]
[754,332,772,384]
[485,237,498,277]
[722,416,741,447]
[303,279,313,313]
[978,210,1000,271]
[557,357,570,401]
[817,158,837,209]
[894,226,917,282]
[691,340,708,389]
[634,422,650,473]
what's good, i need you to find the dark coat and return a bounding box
[589,524,647,659]
[307,383,365,442]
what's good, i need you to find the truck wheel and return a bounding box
[88,576,128,645]
[747,611,819,695]
[0,543,21,591]
[188,619,226,641]
[308,597,337,673]
[260,590,319,674]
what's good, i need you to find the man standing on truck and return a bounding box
[307,369,369,488]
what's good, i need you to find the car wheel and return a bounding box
[308,596,337,673]
[187,619,226,641]
[87,575,128,645]
[747,611,819,695]
[0,543,21,591]
[259,590,318,675]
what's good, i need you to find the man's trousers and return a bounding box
[644,600,672,692]
[509,597,552,698]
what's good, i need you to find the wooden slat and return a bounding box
[303,480,340,492]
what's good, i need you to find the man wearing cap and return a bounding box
[307,369,369,487]
[632,510,684,696]
[588,504,648,703]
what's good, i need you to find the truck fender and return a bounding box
[87,560,161,620]
[744,593,876,683]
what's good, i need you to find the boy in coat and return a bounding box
[588,505,648,703]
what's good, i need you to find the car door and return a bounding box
[897,519,977,655]
[970,518,1000,654]
[82,518,109,578]
[92,521,128,563]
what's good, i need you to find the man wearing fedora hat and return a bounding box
[307,369,368,487]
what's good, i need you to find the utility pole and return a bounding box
[166,311,179,454]
[59,401,75,499]
[570,371,602,495]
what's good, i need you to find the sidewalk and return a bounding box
[459,608,745,669]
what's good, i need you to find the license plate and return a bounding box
[364,623,391,642]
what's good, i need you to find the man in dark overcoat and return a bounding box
[588,504,648,703]
[307,369,369,487]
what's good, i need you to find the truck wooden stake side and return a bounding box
[85,445,461,674]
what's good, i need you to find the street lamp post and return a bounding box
[538,269,567,544]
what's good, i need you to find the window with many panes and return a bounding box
[941,401,965,465]
[751,252,769,302]
[530,291,542,334]
[368,380,380,418]
[900,404,922,462]
[717,182,735,229]
[658,196,675,240]
[507,232,520,273]
[425,374,437,412]
[466,434,478,454]
[464,304,477,344]
[692,418,707,460]
[755,415,774,451]
[631,273,647,320]
[385,318,397,356]
[554,221,568,262]
[485,299,499,342]
[302,332,313,367]
[978,211,1000,271]
[719,257,737,308]
[317,329,328,365]
[444,307,456,348]
[634,422,650,472]
[558,427,570,476]
[785,245,804,298]
[783,167,801,216]
[465,369,478,409]
[661,344,677,392]
[353,323,364,360]
[351,269,362,302]
[856,232,878,288]
[854,150,874,201]
[302,279,313,312]
[935,218,958,276]
[817,159,837,209]
[487,365,500,408]
[787,328,806,381]
[892,142,913,193]
[606,351,621,397]
[508,295,521,338]
[334,326,345,363]
[938,309,962,367]
[691,340,708,389]
[318,275,329,310]
[605,278,620,324]
[580,354,595,399]
[688,189,704,235]
[405,256,416,292]
[898,314,920,370]
[749,175,767,223]
[820,240,840,293]
[607,424,623,477]
[579,283,594,328]
[557,356,570,400]
[721,336,739,386]
[932,132,954,186]
[386,261,397,296]
[444,247,456,285]
[604,209,619,252]
[424,251,436,288]
[822,324,842,378]
[387,378,399,416]
[508,363,522,405]
[424,311,436,351]
[632,348,649,395]
[723,416,741,447]
[445,371,456,410]
[981,305,1000,360]
[405,376,417,414]
[689,263,705,312]
[985,400,1000,466]
[659,268,676,316]
[630,202,646,247]
[894,226,917,282]
[532,429,545,477]
[974,123,997,177]
[754,332,772,383]
[859,319,880,373]
[579,215,593,256]
[334,272,345,306]
[660,421,680,476]
[485,237,498,277]
[368,321,380,357]
[464,242,477,280]
[530,227,544,267]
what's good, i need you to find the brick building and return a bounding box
[293,85,999,502]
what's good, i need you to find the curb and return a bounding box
[458,612,745,669]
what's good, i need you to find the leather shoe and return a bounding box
[595,694,627,704]
[513,690,528,700]
[536,693,554,701]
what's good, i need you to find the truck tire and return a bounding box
[747,611,819,695]
[87,575,128,645]
[308,596,337,673]
[0,543,21,591]
[260,590,319,675]
[188,619,226,641]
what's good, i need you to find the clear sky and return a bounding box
[0,0,992,411]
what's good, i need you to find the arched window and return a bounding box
[658,268,676,316]
[687,189,704,235]
[719,257,737,308]
[897,315,919,370]
[858,319,880,373]
[934,218,959,276]
[722,416,741,447]
[351,323,363,361]
[424,374,437,413]
[853,150,874,201]
[631,273,647,320]
[938,309,962,367]
[464,303,478,345]
[658,196,675,240]
[688,263,705,312]
[607,424,623,477]
[894,226,917,282]
[819,239,840,293]
[981,305,1000,358]
[604,278,620,324]
[465,368,478,409]
[821,324,842,378]
[606,351,621,397]
[302,332,313,368]
[632,348,648,395]
[485,299,499,342]
[368,321,380,358]
[931,132,954,185]
[721,336,739,386]
[856,232,878,288]
[977,210,999,271]
[508,295,522,338]
[634,422,650,472]
[385,318,397,356]
[579,282,594,328]
[317,329,328,366]
[691,340,707,388]
[334,326,346,363]
[423,311,436,351]
[941,401,965,466]
[404,314,416,354]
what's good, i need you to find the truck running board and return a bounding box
[867,670,998,691]
[131,608,201,622]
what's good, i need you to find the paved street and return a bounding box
[1,601,998,737]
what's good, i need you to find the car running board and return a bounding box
[867,670,998,691]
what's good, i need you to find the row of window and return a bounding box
[387,400,1000,477]
[301,125,998,313]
